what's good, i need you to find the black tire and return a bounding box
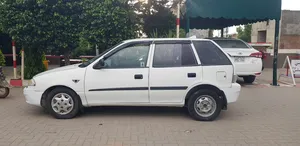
[45,87,80,119]
[0,87,9,98]
[243,76,256,84]
[187,89,222,121]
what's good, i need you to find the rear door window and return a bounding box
[193,41,232,66]
[153,43,197,67]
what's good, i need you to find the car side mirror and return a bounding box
[93,59,105,69]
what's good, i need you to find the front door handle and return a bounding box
[134,74,143,79]
[187,73,196,78]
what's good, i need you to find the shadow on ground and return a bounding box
[82,106,190,118]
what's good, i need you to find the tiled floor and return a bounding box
[0,87,300,146]
[1,67,300,145]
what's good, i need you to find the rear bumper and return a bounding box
[237,72,262,76]
[234,59,262,76]
[223,83,241,103]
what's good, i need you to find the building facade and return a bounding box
[251,10,300,49]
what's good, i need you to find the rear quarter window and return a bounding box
[192,41,232,66]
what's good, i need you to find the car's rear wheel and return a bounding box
[187,89,222,121]
[243,75,256,84]
[45,87,80,119]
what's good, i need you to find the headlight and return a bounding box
[27,79,36,86]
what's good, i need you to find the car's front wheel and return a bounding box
[243,75,256,84]
[45,87,80,119]
[187,89,222,121]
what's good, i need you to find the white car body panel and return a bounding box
[85,68,150,105]
[24,64,88,106]
[225,48,262,76]
[23,38,240,110]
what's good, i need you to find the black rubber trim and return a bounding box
[89,87,148,91]
[150,86,188,90]
[89,86,188,91]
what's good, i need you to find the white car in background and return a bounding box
[210,38,263,84]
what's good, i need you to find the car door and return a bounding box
[149,40,202,103]
[192,40,234,88]
[84,41,152,105]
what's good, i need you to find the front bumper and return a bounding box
[223,83,241,103]
[23,86,43,107]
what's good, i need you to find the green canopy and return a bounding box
[182,0,282,29]
[181,0,282,85]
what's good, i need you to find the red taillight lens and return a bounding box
[250,52,263,58]
[262,53,267,59]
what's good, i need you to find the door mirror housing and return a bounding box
[93,59,105,69]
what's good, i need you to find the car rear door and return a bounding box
[192,40,234,88]
[149,40,203,103]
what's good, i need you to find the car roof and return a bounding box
[124,38,211,43]
[205,37,242,41]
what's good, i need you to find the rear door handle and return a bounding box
[134,74,143,79]
[187,73,196,78]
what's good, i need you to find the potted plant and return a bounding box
[82,58,88,63]
[0,50,5,67]
[42,52,49,70]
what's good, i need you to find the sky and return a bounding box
[224,0,300,35]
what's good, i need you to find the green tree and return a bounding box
[0,0,141,78]
[0,49,5,66]
[149,28,185,38]
[71,36,92,58]
[82,0,138,53]
[236,24,252,42]
[134,0,176,37]
[46,0,84,65]
[0,0,85,78]
[0,0,50,78]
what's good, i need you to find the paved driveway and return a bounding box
[0,87,300,146]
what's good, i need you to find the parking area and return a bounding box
[1,67,300,146]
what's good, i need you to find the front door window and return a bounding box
[104,44,150,68]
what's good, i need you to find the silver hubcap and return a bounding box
[51,93,74,115]
[194,95,217,117]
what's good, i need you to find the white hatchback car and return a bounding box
[210,38,263,83]
[24,38,241,121]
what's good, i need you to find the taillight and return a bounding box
[262,52,267,59]
[250,52,263,58]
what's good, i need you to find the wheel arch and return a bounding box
[41,85,83,109]
[184,84,227,110]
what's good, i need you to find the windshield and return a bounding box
[213,40,250,49]
[79,41,124,67]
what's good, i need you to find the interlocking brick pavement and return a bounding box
[0,87,300,146]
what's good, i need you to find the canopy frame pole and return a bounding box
[272,19,280,86]
[185,17,190,36]
[176,3,180,38]
[221,28,224,37]
[12,41,17,79]
[185,0,190,37]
